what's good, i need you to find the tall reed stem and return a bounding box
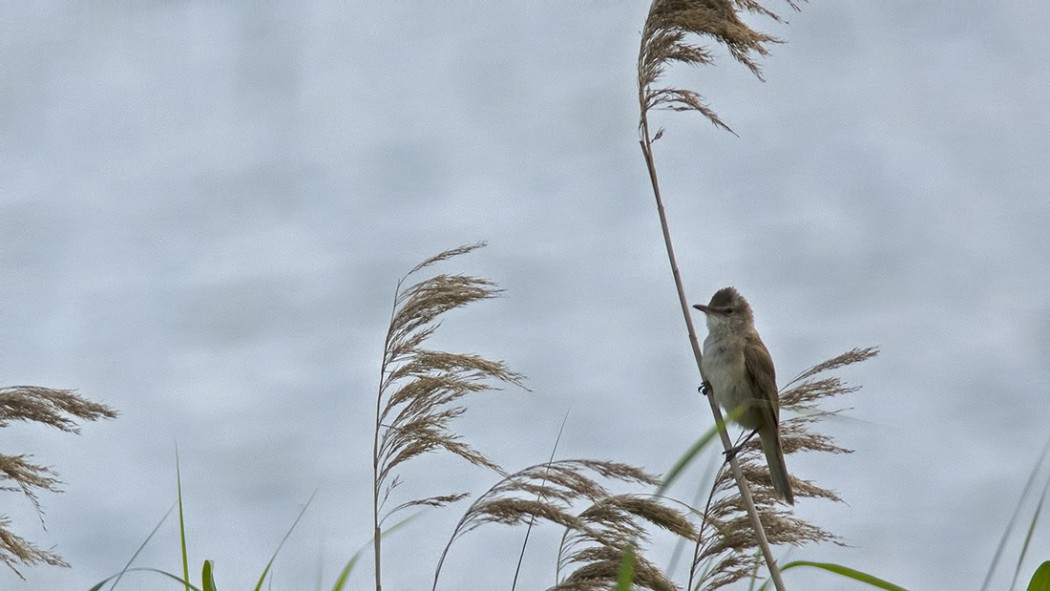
[637,112,787,590]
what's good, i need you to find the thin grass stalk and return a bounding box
[370,272,418,591]
[512,410,572,591]
[252,490,316,591]
[372,284,398,591]
[665,460,716,580]
[1009,475,1050,591]
[685,466,723,591]
[981,437,1050,591]
[104,503,175,591]
[371,273,424,591]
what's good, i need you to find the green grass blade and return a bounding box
[329,548,362,591]
[252,489,318,591]
[144,568,206,591]
[330,513,419,591]
[780,560,908,590]
[612,543,636,591]
[89,567,205,591]
[102,502,175,591]
[1011,474,1050,590]
[202,560,217,591]
[657,422,722,496]
[983,437,1050,591]
[1027,561,1050,591]
[176,446,191,591]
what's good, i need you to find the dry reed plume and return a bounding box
[371,243,525,590]
[689,348,878,590]
[554,493,697,591]
[0,385,117,577]
[638,0,793,134]
[376,246,705,591]
[433,459,697,591]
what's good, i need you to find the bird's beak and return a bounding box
[692,304,709,314]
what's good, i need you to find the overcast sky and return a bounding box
[2,2,1049,590]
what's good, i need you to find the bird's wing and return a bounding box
[744,334,780,422]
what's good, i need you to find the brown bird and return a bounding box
[693,287,794,504]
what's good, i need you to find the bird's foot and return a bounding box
[723,428,760,463]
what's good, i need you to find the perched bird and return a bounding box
[693,287,794,504]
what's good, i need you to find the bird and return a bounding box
[693,287,794,504]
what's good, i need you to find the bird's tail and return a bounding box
[759,424,794,505]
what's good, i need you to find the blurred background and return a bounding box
[2,2,1048,589]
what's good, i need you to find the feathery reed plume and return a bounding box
[0,385,117,577]
[554,494,697,591]
[434,459,692,591]
[372,243,525,590]
[688,347,878,590]
[638,0,791,133]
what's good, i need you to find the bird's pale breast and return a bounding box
[702,333,761,429]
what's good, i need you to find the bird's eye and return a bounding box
[725,308,733,314]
